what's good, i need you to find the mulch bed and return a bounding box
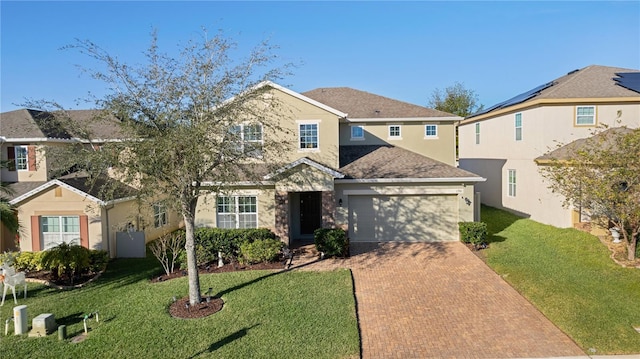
[150,260,286,283]
[169,295,224,319]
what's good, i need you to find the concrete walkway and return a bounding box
[290,241,587,359]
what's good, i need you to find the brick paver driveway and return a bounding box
[293,241,585,359]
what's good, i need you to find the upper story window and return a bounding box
[217,195,258,229]
[425,125,438,138]
[299,122,319,150]
[576,106,596,126]
[475,123,480,144]
[508,169,516,197]
[230,123,263,158]
[153,203,168,228]
[388,125,401,139]
[15,146,29,170]
[350,125,364,140]
[515,113,522,141]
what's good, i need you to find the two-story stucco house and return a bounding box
[458,65,640,228]
[194,82,484,245]
[0,109,183,256]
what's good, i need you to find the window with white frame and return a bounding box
[350,125,364,140]
[153,203,167,228]
[576,106,595,126]
[515,113,522,141]
[217,196,258,229]
[41,215,80,249]
[475,123,480,144]
[508,169,516,197]
[15,146,28,170]
[388,125,401,138]
[229,123,263,157]
[425,124,438,138]
[299,123,319,149]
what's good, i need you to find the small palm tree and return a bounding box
[0,160,19,235]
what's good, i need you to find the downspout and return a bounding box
[104,204,114,258]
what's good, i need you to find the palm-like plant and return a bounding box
[0,160,19,235]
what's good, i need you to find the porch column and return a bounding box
[321,191,336,228]
[274,191,290,245]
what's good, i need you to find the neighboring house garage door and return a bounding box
[348,195,458,242]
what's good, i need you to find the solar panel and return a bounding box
[614,72,640,94]
[470,81,555,117]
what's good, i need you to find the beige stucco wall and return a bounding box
[459,102,640,227]
[15,185,103,251]
[0,143,49,182]
[273,164,335,193]
[262,88,341,168]
[339,121,456,165]
[334,181,476,230]
[194,187,276,230]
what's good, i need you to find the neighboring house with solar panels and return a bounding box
[458,65,640,228]
[0,109,182,256]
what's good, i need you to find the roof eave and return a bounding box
[335,177,486,184]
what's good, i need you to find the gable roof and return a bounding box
[338,145,484,182]
[263,157,344,180]
[0,108,124,142]
[8,172,137,206]
[466,65,640,121]
[535,127,635,164]
[302,87,456,119]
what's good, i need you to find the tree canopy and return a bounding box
[539,126,640,261]
[428,82,483,117]
[28,29,294,304]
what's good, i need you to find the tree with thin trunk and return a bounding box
[428,82,483,117]
[26,29,293,305]
[539,126,640,261]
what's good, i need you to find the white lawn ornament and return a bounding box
[0,263,27,306]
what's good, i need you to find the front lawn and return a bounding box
[0,255,359,359]
[482,205,640,354]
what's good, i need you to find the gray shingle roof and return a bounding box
[302,87,455,119]
[1,109,124,140]
[535,127,635,163]
[339,145,481,180]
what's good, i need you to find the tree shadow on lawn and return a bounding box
[188,324,260,358]
[482,205,527,245]
[91,255,161,290]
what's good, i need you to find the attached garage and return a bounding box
[348,194,459,242]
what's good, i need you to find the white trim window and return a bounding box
[475,123,480,144]
[217,196,258,229]
[41,215,80,249]
[15,146,28,171]
[424,124,438,138]
[508,169,516,197]
[515,113,522,141]
[388,125,401,139]
[153,203,168,228]
[299,123,319,150]
[230,123,263,158]
[576,106,596,126]
[350,125,364,140]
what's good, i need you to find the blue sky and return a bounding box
[1,1,639,113]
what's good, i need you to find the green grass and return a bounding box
[0,255,359,358]
[482,205,640,354]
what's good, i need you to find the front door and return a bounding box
[300,192,322,235]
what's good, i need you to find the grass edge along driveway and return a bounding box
[0,254,359,359]
[482,205,640,354]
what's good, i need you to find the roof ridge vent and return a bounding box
[567,69,580,75]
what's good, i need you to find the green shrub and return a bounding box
[176,228,278,268]
[239,239,284,264]
[14,251,45,271]
[459,222,488,248]
[314,228,349,258]
[40,243,91,284]
[88,250,109,273]
[0,251,20,267]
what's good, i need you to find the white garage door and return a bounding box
[348,195,458,242]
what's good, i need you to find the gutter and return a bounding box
[335,177,486,184]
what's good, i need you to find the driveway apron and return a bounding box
[295,241,585,358]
